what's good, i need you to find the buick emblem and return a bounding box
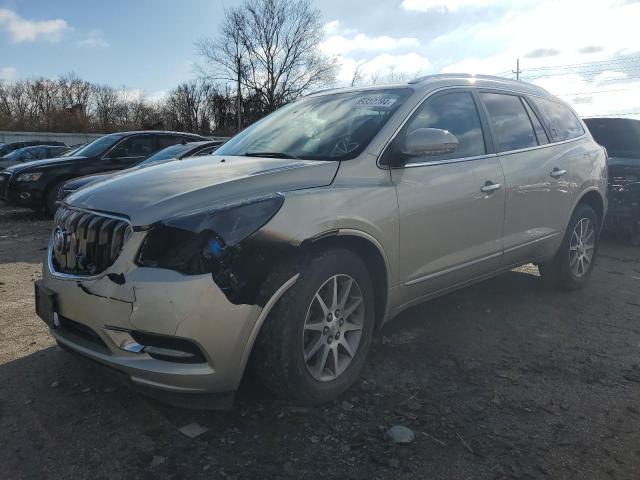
[53,226,68,254]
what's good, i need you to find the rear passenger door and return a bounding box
[388,90,506,305]
[479,92,575,265]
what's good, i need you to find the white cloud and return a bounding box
[436,0,640,116]
[78,29,109,48]
[0,66,17,81]
[321,21,429,84]
[0,8,68,43]
[320,32,418,56]
[401,0,497,12]
[337,53,431,84]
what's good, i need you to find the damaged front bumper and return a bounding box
[39,230,269,406]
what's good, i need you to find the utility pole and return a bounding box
[512,58,521,81]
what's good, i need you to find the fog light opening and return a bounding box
[102,326,206,364]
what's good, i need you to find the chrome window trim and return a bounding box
[404,153,498,168]
[377,85,588,169]
[48,205,132,281]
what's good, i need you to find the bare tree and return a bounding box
[196,9,247,132]
[197,0,337,129]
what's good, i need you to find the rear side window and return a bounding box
[157,135,185,149]
[523,99,548,145]
[480,93,537,152]
[392,91,486,162]
[530,97,584,142]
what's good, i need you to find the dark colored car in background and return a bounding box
[0,145,70,168]
[584,117,640,244]
[0,131,209,215]
[0,140,66,157]
[58,140,224,202]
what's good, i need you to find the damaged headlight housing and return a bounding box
[136,193,284,276]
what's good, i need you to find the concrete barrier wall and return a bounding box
[0,131,105,146]
[0,131,230,146]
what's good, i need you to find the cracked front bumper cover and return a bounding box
[41,232,265,398]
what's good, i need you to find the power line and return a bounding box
[522,56,640,72]
[555,86,640,96]
[586,112,640,117]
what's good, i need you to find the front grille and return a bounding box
[51,206,132,276]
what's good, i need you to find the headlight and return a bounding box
[137,194,284,275]
[15,172,43,182]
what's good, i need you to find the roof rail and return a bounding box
[407,73,550,94]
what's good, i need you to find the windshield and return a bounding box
[3,147,37,161]
[215,88,412,161]
[139,143,193,166]
[74,134,124,157]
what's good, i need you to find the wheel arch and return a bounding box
[574,188,605,231]
[306,229,391,330]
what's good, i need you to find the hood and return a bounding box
[65,155,339,226]
[64,172,115,190]
[4,156,87,174]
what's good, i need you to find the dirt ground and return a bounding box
[1,204,640,480]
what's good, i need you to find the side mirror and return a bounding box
[402,128,459,157]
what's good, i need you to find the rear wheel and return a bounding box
[252,248,375,405]
[539,203,599,290]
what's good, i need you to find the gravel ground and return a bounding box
[1,204,640,480]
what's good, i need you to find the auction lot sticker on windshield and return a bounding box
[353,96,398,108]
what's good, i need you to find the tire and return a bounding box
[539,203,599,290]
[252,248,375,406]
[45,181,65,217]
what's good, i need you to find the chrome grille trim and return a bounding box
[49,205,132,279]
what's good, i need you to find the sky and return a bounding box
[0,0,639,117]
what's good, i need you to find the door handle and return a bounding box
[480,182,502,193]
[550,168,567,178]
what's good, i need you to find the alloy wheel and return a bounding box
[569,217,595,277]
[302,274,364,382]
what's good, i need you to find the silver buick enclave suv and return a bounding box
[36,74,607,408]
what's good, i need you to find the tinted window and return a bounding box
[390,91,486,163]
[531,97,584,142]
[111,136,156,158]
[194,145,219,156]
[139,143,194,165]
[157,135,184,149]
[75,134,124,157]
[523,99,548,145]
[481,93,537,152]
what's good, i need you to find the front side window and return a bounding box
[523,99,549,145]
[385,91,486,164]
[531,97,584,142]
[75,134,124,157]
[109,136,156,158]
[481,93,538,152]
[215,88,413,161]
[157,135,184,149]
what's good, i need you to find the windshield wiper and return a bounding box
[244,151,299,159]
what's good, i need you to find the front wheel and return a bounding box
[252,248,375,406]
[539,203,599,290]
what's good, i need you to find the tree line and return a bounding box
[0,0,337,137]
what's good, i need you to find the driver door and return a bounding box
[387,89,506,307]
[102,134,157,169]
